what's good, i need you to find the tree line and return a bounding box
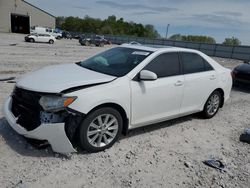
[56,15,160,38]
[169,34,241,46]
[56,16,241,46]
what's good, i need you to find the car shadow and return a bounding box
[0,117,57,158]
[121,113,199,140]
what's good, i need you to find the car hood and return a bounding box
[235,63,250,73]
[16,63,116,93]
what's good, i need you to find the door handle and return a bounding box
[175,80,183,86]
[210,75,216,80]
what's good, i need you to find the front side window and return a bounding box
[181,52,214,74]
[143,53,180,78]
[78,47,152,77]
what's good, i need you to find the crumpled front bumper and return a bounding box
[3,97,76,154]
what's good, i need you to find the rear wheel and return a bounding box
[78,107,123,152]
[202,90,222,118]
[29,38,35,42]
[49,39,54,44]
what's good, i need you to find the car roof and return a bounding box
[120,44,199,53]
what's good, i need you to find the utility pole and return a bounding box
[166,24,170,39]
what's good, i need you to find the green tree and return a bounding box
[169,34,216,44]
[222,37,241,46]
[57,15,160,38]
[56,16,65,28]
[169,34,182,41]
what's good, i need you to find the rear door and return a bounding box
[130,52,184,127]
[179,52,217,113]
[37,34,45,42]
[44,34,51,42]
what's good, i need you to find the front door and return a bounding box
[130,52,184,127]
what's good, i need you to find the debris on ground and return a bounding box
[0,77,15,82]
[9,43,17,46]
[13,180,27,188]
[239,128,250,144]
[203,158,227,172]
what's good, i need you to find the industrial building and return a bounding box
[0,0,55,34]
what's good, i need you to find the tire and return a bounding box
[29,38,35,42]
[78,107,123,152]
[49,39,54,44]
[202,90,222,119]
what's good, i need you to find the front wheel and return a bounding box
[78,107,123,152]
[202,90,222,119]
[49,39,54,44]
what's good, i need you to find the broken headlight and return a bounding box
[39,96,77,112]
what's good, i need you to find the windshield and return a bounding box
[77,47,152,77]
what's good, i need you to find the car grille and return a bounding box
[11,87,42,131]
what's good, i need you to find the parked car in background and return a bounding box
[30,26,62,39]
[25,33,56,44]
[3,45,232,154]
[128,41,142,45]
[62,31,72,39]
[79,35,108,47]
[70,32,82,39]
[232,62,250,86]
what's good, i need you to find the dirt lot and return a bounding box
[0,33,249,188]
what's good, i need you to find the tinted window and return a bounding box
[144,53,180,78]
[204,60,214,71]
[181,53,213,74]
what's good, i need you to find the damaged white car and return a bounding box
[3,45,232,154]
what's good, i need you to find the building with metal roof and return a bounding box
[0,0,55,34]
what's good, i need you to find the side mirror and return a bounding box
[139,70,157,81]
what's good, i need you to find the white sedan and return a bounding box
[24,33,56,44]
[3,45,232,153]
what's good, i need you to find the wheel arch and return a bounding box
[86,103,129,135]
[214,88,225,108]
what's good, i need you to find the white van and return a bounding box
[30,26,62,39]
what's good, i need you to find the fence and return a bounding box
[103,35,250,62]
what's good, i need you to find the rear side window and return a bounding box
[144,53,180,78]
[181,52,214,74]
[204,60,214,71]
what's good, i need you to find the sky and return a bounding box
[26,0,250,44]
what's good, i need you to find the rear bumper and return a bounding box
[3,97,76,154]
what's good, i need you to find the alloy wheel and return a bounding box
[87,114,119,148]
[206,93,220,116]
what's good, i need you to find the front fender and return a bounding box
[66,78,131,119]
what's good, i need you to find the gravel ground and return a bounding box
[0,33,249,188]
